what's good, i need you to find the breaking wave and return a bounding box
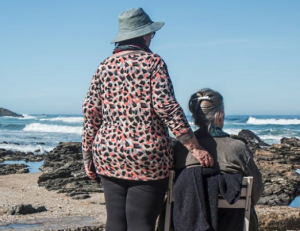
[40,116,83,123]
[23,123,82,134]
[247,117,300,125]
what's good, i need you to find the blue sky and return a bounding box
[0,0,299,115]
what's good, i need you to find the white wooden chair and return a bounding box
[164,170,253,231]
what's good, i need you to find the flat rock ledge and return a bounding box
[256,205,300,231]
[0,164,29,175]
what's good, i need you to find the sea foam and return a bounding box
[40,117,83,123]
[0,143,53,154]
[223,128,241,135]
[247,117,300,125]
[258,135,282,142]
[19,114,37,120]
[23,123,82,134]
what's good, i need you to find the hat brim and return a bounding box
[111,22,164,44]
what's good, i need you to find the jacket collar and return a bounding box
[195,126,230,138]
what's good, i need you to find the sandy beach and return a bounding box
[0,173,107,229]
[1,169,300,230]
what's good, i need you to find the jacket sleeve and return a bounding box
[150,57,194,142]
[244,146,264,205]
[82,71,102,165]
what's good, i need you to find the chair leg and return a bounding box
[164,199,172,231]
[164,170,175,231]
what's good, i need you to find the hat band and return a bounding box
[119,22,153,33]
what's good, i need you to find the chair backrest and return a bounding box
[164,170,253,231]
[218,176,253,231]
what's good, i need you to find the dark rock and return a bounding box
[7,204,47,215]
[38,142,102,199]
[230,134,248,144]
[0,148,45,162]
[71,194,91,200]
[0,107,23,117]
[281,137,300,147]
[255,138,300,206]
[0,164,29,175]
[237,129,270,152]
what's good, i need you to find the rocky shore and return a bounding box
[237,130,300,230]
[1,130,300,230]
[0,148,45,175]
[38,142,103,200]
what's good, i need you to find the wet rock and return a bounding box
[38,142,102,199]
[0,107,23,117]
[7,204,47,215]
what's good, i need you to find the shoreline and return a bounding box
[1,173,300,231]
[0,173,107,226]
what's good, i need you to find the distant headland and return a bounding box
[0,107,23,117]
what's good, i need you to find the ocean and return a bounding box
[1,114,300,155]
[1,114,300,207]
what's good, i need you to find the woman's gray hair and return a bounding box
[188,88,224,129]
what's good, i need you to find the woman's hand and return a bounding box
[182,135,214,167]
[84,161,100,183]
[191,149,214,167]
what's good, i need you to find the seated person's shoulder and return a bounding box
[221,135,250,153]
[229,134,248,145]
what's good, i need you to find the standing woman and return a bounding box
[82,8,213,231]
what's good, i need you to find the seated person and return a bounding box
[173,88,263,231]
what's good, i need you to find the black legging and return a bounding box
[101,175,169,231]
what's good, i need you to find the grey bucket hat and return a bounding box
[111,8,164,44]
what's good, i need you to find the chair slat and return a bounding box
[218,199,246,208]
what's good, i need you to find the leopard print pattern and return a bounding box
[82,52,191,180]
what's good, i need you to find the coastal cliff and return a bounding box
[0,107,23,117]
